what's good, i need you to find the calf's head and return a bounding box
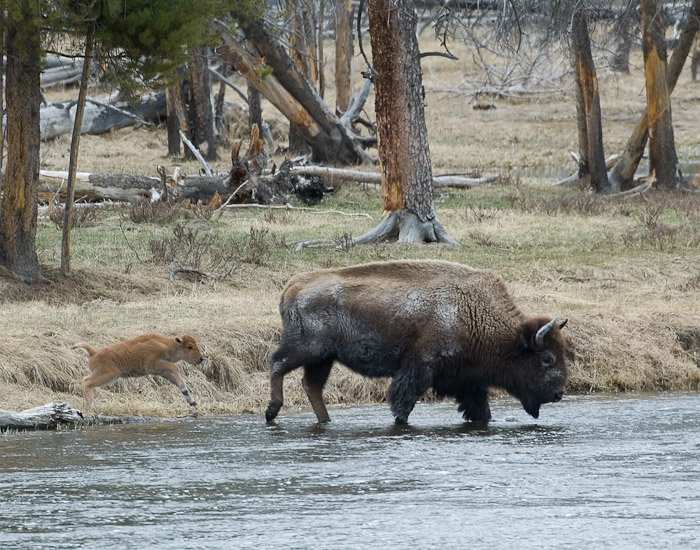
[175,335,204,364]
[513,317,568,418]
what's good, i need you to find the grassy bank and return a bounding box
[2,182,700,417]
[2,40,699,417]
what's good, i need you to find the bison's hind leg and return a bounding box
[388,365,433,424]
[302,360,334,423]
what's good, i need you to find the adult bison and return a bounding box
[265,260,568,424]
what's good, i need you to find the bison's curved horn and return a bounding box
[535,317,558,347]
[558,319,568,330]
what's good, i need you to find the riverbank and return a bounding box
[2,180,699,418]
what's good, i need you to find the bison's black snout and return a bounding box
[552,390,564,402]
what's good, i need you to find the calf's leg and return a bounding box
[155,362,197,407]
[82,370,119,408]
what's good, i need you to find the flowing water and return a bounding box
[2,393,700,549]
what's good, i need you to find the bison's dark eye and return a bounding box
[541,351,555,368]
[188,346,194,350]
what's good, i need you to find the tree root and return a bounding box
[291,210,459,250]
[353,211,459,245]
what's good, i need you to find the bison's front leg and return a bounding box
[388,365,433,424]
[302,360,333,423]
[457,385,491,422]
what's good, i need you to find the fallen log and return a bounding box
[288,165,497,188]
[552,154,621,187]
[0,401,197,431]
[40,91,167,141]
[0,402,84,431]
[39,170,159,202]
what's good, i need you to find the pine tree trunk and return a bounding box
[571,9,610,193]
[0,5,41,283]
[61,30,93,275]
[353,0,456,245]
[334,0,354,112]
[641,0,682,189]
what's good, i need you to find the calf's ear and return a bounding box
[175,337,183,344]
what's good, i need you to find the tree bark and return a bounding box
[571,9,611,193]
[40,91,167,141]
[609,0,698,190]
[61,29,93,275]
[289,0,315,155]
[189,48,218,160]
[216,22,372,165]
[641,0,682,189]
[247,82,263,134]
[0,4,42,283]
[334,0,354,112]
[357,0,457,244]
[166,84,187,156]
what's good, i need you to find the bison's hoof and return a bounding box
[265,408,279,423]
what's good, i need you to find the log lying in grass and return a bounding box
[40,91,166,141]
[0,402,84,431]
[0,401,197,431]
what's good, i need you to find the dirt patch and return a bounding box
[0,265,161,305]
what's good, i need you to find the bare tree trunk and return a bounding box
[692,33,700,80]
[217,20,372,164]
[571,9,611,193]
[609,3,636,73]
[189,48,217,160]
[61,29,93,276]
[166,84,187,156]
[0,4,41,283]
[641,0,682,189]
[334,0,354,112]
[317,0,326,99]
[289,0,315,155]
[0,30,5,175]
[609,0,699,190]
[355,0,456,244]
[248,82,262,134]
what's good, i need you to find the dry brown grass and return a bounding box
[3,35,699,418]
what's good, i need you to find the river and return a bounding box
[2,393,699,549]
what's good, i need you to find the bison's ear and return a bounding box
[559,319,568,330]
[175,337,183,345]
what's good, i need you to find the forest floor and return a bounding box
[2,38,699,418]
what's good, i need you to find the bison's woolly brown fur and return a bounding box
[73,334,204,409]
[266,260,568,425]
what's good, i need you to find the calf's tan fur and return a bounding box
[73,334,203,408]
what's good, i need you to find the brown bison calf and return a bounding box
[74,334,203,408]
[266,260,568,425]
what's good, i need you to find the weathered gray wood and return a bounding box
[0,401,197,431]
[0,402,84,431]
[40,92,167,141]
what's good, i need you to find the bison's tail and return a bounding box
[72,342,97,357]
